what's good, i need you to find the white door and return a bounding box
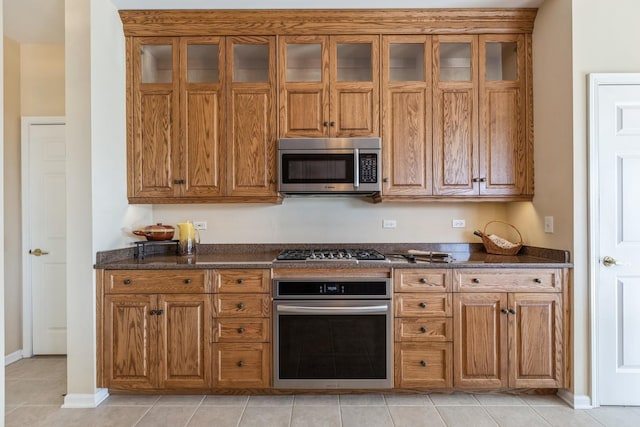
[24,120,67,355]
[592,75,640,405]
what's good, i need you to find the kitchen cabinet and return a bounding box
[453,269,564,388]
[381,36,433,196]
[279,35,379,138]
[100,270,212,390]
[129,37,225,201]
[394,269,453,388]
[212,269,271,388]
[127,36,278,203]
[433,34,530,197]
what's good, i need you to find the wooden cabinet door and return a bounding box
[330,35,380,137]
[227,36,278,197]
[433,35,479,196]
[279,35,330,137]
[479,35,526,196]
[130,37,180,199]
[381,36,432,195]
[157,294,211,389]
[180,37,226,198]
[103,294,157,390]
[454,292,508,388]
[508,293,563,388]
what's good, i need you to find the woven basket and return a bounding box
[474,221,523,255]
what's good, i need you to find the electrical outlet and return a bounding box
[193,221,207,230]
[452,219,466,228]
[383,219,397,229]
[544,216,554,233]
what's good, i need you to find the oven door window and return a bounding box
[278,314,387,380]
[281,153,354,184]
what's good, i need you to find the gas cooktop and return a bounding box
[275,248,387,262]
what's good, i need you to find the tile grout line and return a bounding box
[181,395,205,427]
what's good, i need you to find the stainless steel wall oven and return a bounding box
[273,277,393,389]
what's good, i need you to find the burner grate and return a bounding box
[276,248,386,261]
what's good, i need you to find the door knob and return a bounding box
[29,248,50,256]
[602,256,624,267]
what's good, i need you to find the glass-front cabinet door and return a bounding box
[279,35,379,137]
[227,36,277,197]
[432,35,479,196]
[131,37,180,199]
[479,34,526,196]
[381,36,432,196]
[180,37,225,198]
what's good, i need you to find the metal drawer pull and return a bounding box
[237,327,245,334]
[123,279,132,285]
[508,308,517,315]
[237,303,245,309]
[237,361,244,367]
[237,279,244,284]
[419,278,427,284]
[419,327,427,333]
[419,302,427,308]
[534,278,542,283]
[472,278,480,283]
[184,279,192,284]
[420,360,427,367]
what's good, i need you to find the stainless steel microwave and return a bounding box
[277,138,382,195]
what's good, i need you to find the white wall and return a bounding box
[571,0,640,403]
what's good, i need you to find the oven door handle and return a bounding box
[276,304,389,315]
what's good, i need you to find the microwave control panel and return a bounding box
[359,153,378,183]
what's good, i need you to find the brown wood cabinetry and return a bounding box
[121,9,537,203]
[127,35,278,203]
[99,270,212,390]
[394,269,453,388]
[453,269,564,388]
[279,35,379,138]
[212,269,271,388]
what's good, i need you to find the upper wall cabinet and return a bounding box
[279,35,380,138]
[120,9,536,204]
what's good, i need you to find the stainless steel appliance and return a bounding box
[273,276,393,389]
[278,138,381,195]
[275,248,386,262]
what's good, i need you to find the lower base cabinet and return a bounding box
[212,343,271,388]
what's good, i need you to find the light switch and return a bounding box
[544,216,554,233]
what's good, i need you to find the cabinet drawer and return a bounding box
[395,318,452,342]
[454,269,562,292]
[213,318,270,343]
[214,294,270,317]
[394,269,451,292]
[395,294,451,317]
[213,343,270,388]
[216,269,270,293]
[107,270,206,294]
[395,342,452,388]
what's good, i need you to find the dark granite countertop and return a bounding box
[95,243,572,270]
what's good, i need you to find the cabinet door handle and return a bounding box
[323,121,329,127]
[184,279,192,284]
[150,310,157,315]
[329,121,336,127]
[419,327,427,333]
[237,279,244,284]
[123,279,132,285]
[419,302,427,308]
[237,303,245,310]
[508,308,517,315]
[383,177,389,183]
[420,360,427,367]
[173,179,186,185]
[501,308,509,314]
[237,327,245,334]
[534,278,542,283]
[156,309,164,315]
[237,360,245,367]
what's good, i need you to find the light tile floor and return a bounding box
[6,356,640,427]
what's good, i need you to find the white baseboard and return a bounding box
[557,389,592,409]
[62,388,109,408]
[5,350,23,366]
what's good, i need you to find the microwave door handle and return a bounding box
[276,304,388,315]
[353,148,360,189]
